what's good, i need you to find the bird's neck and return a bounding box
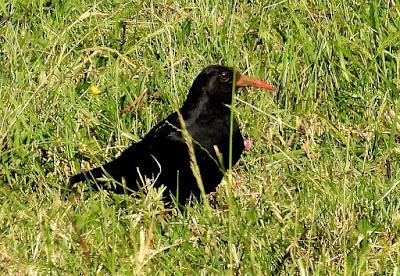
[181,88,230,121]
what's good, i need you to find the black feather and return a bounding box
[70,65,245,204]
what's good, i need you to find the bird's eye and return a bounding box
[219,72,230,83]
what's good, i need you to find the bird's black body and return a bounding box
[70,65,274,204]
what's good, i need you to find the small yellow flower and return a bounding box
[89,85,101,95]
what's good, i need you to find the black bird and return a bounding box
[70,65,276,204]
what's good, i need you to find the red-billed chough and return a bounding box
[70,65,276,204]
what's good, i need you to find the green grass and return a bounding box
[1,0,399,274]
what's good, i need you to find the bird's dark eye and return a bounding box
[219,71,230,83]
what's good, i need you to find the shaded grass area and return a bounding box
[1,0,399,273]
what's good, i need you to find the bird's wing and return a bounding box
[142,112,183,144]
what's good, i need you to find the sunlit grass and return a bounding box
[0,0,399,274]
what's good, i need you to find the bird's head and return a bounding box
[189,65,277,105]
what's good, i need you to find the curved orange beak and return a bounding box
[236,75,277,92]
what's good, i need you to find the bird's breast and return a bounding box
[188,118,242,155]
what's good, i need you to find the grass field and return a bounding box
[1,0,399,274]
